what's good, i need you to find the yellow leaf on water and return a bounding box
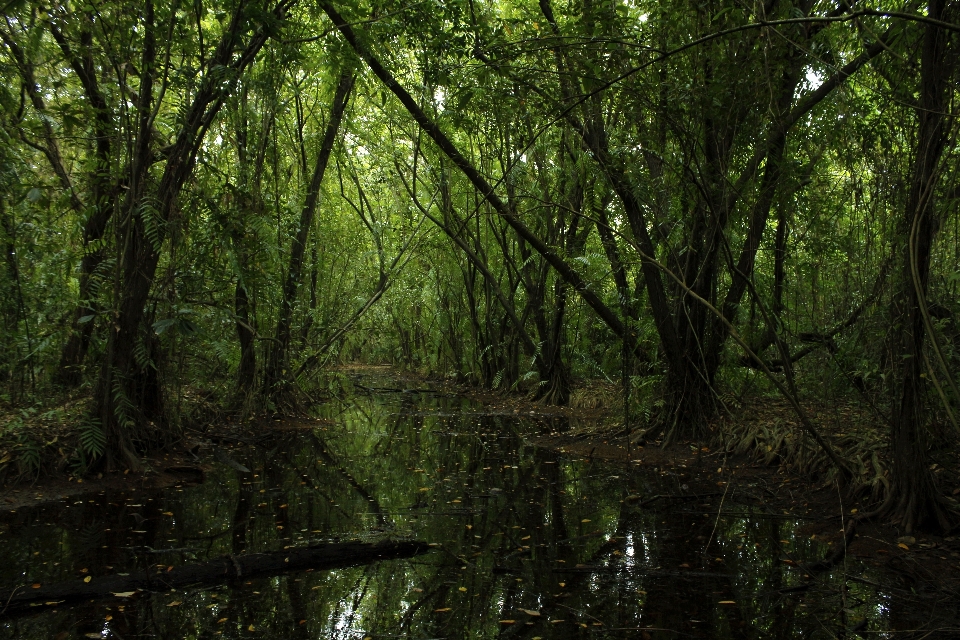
[83,576,92,583]
[248,625,255,631]
[499,620,516,624]
[719,600,736,605]
[898,543,909,550]
[581,519,591,523]
[217,618,228,624]
[458,587,467,592]
[166,601,182,607]
[522,609,541,616]
[434,608,451,612]
[162,512,174,516]
[112,592,136,598]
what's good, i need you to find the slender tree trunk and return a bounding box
[319,0,632,349]
[235,280,257,396]
[50,19,117,387]
[91,0,281,467]
[884,0,956,532]
[264,70,355,404]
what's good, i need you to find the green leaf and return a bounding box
[153,318,176,335]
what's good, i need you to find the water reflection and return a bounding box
[1,378,955,638]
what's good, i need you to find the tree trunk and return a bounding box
[0,539,429,618]
[235,280,257,397]
[264,70,355,405]
[884,0,956,532]
[91,0,280,468]
[50,18,116,387]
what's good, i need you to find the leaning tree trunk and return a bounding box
[884,0,956,533]
[264,70,355,406]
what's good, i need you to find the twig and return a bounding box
[704,480,733,556]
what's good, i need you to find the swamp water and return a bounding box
[0,377,953,639]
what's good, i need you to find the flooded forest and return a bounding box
[1,0,960,637]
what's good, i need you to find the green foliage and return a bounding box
[0,0,955,492]
[78,417,106,459]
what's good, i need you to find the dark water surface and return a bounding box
[1,377,955,638]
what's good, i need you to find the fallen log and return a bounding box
[0,539,429,617]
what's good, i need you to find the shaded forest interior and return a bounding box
[0,0,959,534]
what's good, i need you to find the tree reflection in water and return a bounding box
[1,380,955,639]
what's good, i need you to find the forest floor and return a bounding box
[2,367,960,602]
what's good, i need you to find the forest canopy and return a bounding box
[0,0,958,532]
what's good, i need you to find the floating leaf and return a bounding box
[499,620,516,624]
[522,609,541,616]
[719,600,736,604]
[434,608,451,612]
[167,601,182,607]
[112,592,137,598]
[83,576,92,583]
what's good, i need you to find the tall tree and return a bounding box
[884,0,957,532]
[264,68,355,405]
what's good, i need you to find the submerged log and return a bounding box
[0,539,429,617]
